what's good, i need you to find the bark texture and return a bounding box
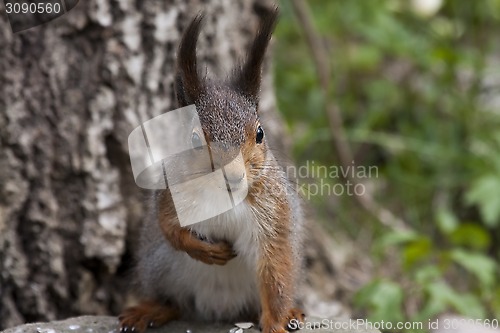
[0,0,291,328]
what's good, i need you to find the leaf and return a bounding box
[415,266,442,285]
[403,237,433,269]
[465,175,500,227]
[420,280,485,320]
[450,249,496,290]
[355,279,405,323]
[436,207,458,235]
[449,223,491,250]
[377,230,420,248]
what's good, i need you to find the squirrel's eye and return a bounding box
[191,132,203,150]
[256,126,264,144]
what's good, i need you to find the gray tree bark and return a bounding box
[0,0,292,328]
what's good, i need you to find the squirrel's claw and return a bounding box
[118,324,136,333]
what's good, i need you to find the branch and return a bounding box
[290,0,410,232]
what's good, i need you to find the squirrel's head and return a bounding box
[174,9,278,190]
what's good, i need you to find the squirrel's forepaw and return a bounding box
[184,233,237,265]
[118,302,180,333]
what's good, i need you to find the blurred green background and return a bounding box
[274,0,500,331]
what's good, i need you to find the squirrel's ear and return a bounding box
[232,7,278,101]
[175,14,205,107]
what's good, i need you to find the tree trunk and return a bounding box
[0,0,290,328]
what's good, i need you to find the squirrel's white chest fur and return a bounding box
[189,199,261,266]
[139,199,261,321]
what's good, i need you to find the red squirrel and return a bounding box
[119,8,305,333]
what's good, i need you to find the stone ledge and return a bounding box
[2,316,381,333]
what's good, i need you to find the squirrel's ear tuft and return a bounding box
[175,14,205,107]
[232,7,278,101]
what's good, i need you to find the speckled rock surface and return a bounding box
[1,316,380,333]
[1,316,118,333]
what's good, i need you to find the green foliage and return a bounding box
[274,0,500,331]
[354,279,405,324]
[466,175,500,227]
[449,249,496,291]
[419,280,486,320]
